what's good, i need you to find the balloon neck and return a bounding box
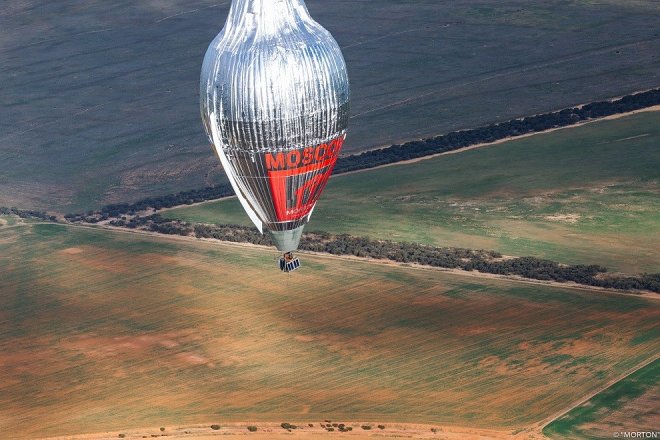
[269,225,305,253]
[227,0,311,34]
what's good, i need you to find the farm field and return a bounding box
[543,358,659,439]
[1,221,658,439]
[164,111,660,274]
[2,1,660,211]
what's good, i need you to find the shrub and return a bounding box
[378,425,385,429]
[118,435,126,439]
[247,426,257,432]
[210,425,220,430]
[362,425,372,430]
[160,427,165,432]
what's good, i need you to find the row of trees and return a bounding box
[50,88,660,293]
[72,88,660,220]
[148,217,659,293]
[332,88,660,173]
[8,206,654,293]
[65,184,235,221]
[0,206,57,221]
[5,206,660,293]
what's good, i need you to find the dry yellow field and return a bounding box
[1,222,658,439]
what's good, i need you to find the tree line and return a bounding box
[3,207,657,293]
[0,206,57,221]
[332,88,660,173]
[5,88,660,293]
[69,88,659,219]
[114,215,659,293]
[64,184,235,221]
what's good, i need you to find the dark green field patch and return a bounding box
[543,359,660,439]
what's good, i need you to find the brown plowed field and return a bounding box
[1,222,658,439]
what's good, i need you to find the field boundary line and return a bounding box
[29,221,660,300]
[155,194,237,213]
[536,355,660,434]
[39,422,514,440]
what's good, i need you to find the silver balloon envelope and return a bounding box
[200,0,350,252]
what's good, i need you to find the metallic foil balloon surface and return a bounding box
[200,0,350,252]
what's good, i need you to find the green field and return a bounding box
[2,1,659,211]
[164,111,660,274]
[543,359,659,439]
[1,221,658,438]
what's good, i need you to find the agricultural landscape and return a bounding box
[165,111,660,274]
[544,359,659,439]
[0,222,658,439]
[1,0,659,439]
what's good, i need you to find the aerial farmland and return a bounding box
[0,222,658,439]
[1,1,659,439]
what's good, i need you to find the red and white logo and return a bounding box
[264,134,345,222]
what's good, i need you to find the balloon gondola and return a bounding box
[200,0,350,270]
[279,252,301,273]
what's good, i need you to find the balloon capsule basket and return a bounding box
[279,253,301,273]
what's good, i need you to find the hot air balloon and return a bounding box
[200,0,350,271]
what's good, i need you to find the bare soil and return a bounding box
[39,422,525,440]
